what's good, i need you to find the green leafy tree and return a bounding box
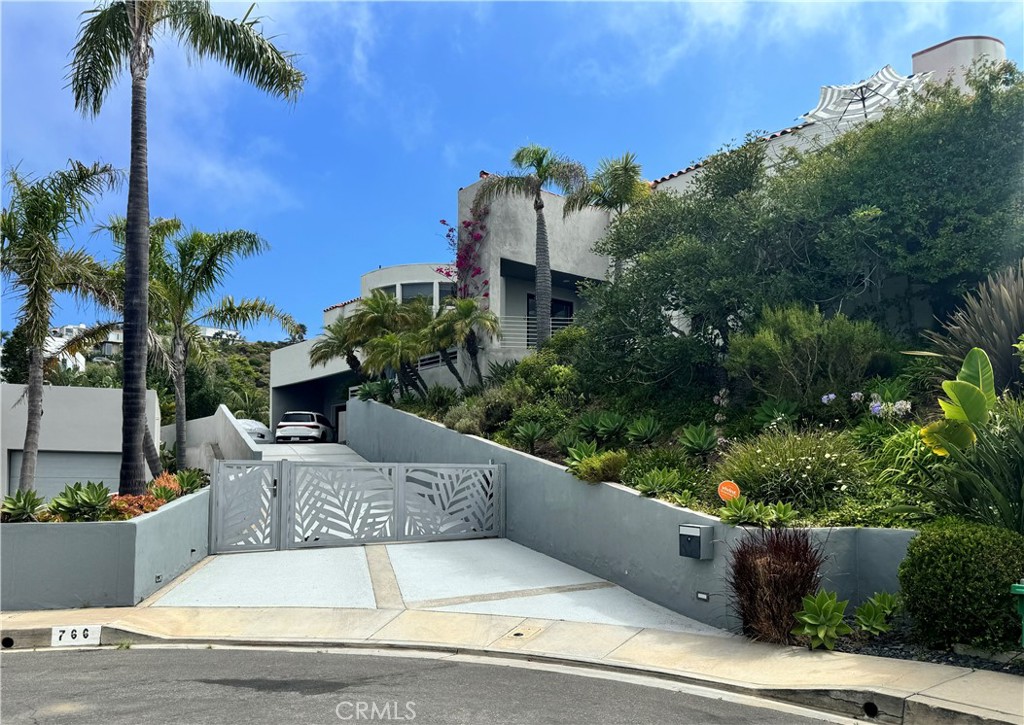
[1,322,32,384]
[0,161,120,491]
[309,316,363,378]
[475,145,587,345]
[70,0,305,492]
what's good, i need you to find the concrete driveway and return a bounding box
[257,442,366,464]
[149,539,727,637]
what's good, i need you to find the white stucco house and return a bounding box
[267,36,1006,438]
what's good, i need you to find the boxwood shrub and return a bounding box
[898,519,1024,650]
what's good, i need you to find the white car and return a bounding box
[237,419,274,443]
[275,411,335,443]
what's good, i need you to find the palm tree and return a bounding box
[426,306,466,390]
[226,387,269,424]
[563,152,649,277]
[0,161,120,491]
[309,316,364,378]
[474,145,587,345]
[436,298,501,386]
[70,1,305,492]
[151,227,298,471]
[361,331,429,398]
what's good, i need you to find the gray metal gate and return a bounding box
[210,460,503,554]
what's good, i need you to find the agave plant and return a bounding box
[596,412,628,445]
[633,467,682,497]
[175,468,208,494]
[792,590,853,650]
[48,482,111,522]
[514,421,547,455]
[565,439,598,474]
[1,489,45,522]
[678,422,718,457]
[576,411,602,441]
[627,416,663,447]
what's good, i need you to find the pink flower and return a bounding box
[472,232,483,241]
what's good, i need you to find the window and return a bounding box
[281,412,314,423]
[401,282,434,303]
[375,285,396,298]
[440,283,457,301]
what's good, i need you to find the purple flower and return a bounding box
[870,402,883,416]
[821,393,837,405]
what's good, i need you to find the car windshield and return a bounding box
[280,413,314,423]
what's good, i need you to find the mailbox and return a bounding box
[679,524,713,560]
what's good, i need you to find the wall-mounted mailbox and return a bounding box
[679,524,714,560]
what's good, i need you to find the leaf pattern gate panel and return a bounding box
[284,463,397,548]
[211,461,280,553]
[398,465,501,540]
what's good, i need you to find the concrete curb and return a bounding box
[2,624,1014,725]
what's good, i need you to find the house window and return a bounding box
[375,285,396,298]
[401,282,434,304]
[440,283,457,301]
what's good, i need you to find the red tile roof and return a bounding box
[651,122,815,187]
[323,296,361,313]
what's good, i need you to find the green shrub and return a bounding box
[1,489,45,522]
[713,429,866,511]
[443,400,484,436]
[425,385,460,416]
[621,448,701,488]
[541,325,587,363]
[574,450,628,483]
[485,359,519,387]
[751,399,800,430]
[506,399,571,438]
[726,305,891,407]
[899,520,1024,649]
[553,429,581,455]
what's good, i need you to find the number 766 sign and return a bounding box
[51,625,102,647]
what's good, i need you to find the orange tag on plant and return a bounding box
[718,480,741,501]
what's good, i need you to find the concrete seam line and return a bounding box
[364,545,405,610]
[406,580,616,610]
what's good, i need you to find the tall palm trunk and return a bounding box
[143,424,162,477]
[534,194,552,346]
[346,352,363,379]
[465,331,483,386]
[401,362,427,399]
[18,347,45,492]
[120,60,152,495]
[172,336,188,472]
[439,348,465,390]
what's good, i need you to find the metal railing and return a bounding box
[498,316,574,349]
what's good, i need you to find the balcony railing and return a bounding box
[498,316,574,349]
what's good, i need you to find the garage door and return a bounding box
[8,451,122,499]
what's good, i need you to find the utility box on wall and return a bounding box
[679,524,714,560]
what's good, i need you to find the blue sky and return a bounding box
[3,1,1021,342]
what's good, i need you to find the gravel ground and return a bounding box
[833,617,1024,676]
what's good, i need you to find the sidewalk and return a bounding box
[3,602,1020,724]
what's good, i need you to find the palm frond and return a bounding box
[194,295,299,337]
[168,2,305,101]
[474,174,537,205]
[69,2,133,117]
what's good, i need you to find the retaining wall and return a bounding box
[347,400,916,630]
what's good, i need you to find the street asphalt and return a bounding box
[0,647,833,725]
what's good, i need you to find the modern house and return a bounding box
[268,36,1006,436]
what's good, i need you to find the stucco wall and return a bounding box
[1,384,159,495]
[0,489,208,611]
[458,180,611,319]
[347,400,916,630]
[161,405,261,471]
